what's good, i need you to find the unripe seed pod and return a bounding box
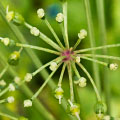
[8,51,20,66]
[94,101,107,119]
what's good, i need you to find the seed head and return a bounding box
[56,13,64,23]
[7,96,14,103]
[24,99,32,107]
[37,8,45,19]
[30,27,40,36]
[78,29,87,39]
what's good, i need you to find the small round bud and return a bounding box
[108,63,118,71]
[6,11,14,22]
[24,73,32,82]
[7,96,14,103]
[1,38,10,46]
[94,101,107,119]
[0,80,6,87]
[74,77,87,87]
[8,51,20,66]
[14,76,21,85]
[75,56,80,63]
[24,99,32,107]
[49,62,57,71]
[18,117,28,120]
[37,8,45,19]
[54,87,64,104]
[68,100,80,117]
[9,83,15,91]
[78,29,87,39]
[56,13,64,23]
[30,27,40,36]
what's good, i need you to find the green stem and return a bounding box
[80,54,120,61]
[0,65,8,79]
[77,62,101,101]
[24,22,62,52]
[0,99,6,104]
[31,63,62,100]
[67,63,74,102]
[44,19,65,49]
[73,39,82,50]
[83,0,102,94]
[0,86,9,97]
[80,56,108,66]
[16,43,60,55]
[0,112,18,120]
[58,63,66,87]
[63,1,69,49]
[75,44,120,53]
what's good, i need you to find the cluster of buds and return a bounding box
[108,63,118,71]
[49,62,57,71]
[54,87,64,104]
[8,51,20,66]
[7,96,15,103]
[94,101,107,119]
[74,77,87,87]
[56,13,64,23]
[24,99,32,107]
[24,73,33,82]
[78,29,87,39]
[68,100,80,120]
[6,6,25,25]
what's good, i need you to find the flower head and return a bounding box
[24,73,32,82]
[9,83,15,91]
[37,8,45,19]
[56,13,64,23]
[78,29,87,39]
[24,99,32,107]
[7,96,14,103]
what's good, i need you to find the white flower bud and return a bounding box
[79,77,87,87]
[49,62,57,71]
[7,96,14,103]
[37,8,45,19]
[14,76,21,84]
[24,73,32,82]
[6,11,14,22]
[24,99,32,107]
[9,83,15,91]
[1,38,10,46]
[56,13,64,23]
[109,63,118,71]
[75,56,80,63]
[0,80,6,87]
[30,27,40,36]
[78,29,87,39]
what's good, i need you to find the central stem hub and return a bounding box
[62,49,74,62]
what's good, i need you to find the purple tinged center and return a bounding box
[62,50,74,61]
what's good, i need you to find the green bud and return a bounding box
[94,101,107,119]
[18,116,28,120]
[8,51,20,66]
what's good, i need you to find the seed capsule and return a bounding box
[94,101,107,119]
[54,87,64,104]
[8,51,20,66]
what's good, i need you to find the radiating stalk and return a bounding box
[63,1,69,49]
[0,65,8,79]
[84,0,101,93]
[80,56,108,66]
[77,62,101,101]
[75,44,120,53]
[0,112,18,120]
[96,0,110,114]
[44,19,65,49]
[24,22,62,52]
[67,63,74,102]
[0,86,9,97]
[16,43,60,55]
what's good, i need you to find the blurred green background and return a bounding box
[0,0,120,120]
